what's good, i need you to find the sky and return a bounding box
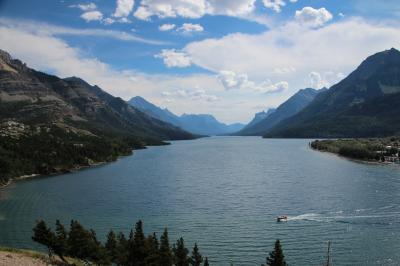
[0,0,399,124]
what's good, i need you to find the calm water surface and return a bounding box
[1,137,400,265]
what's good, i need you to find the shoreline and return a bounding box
[310,147,395,166]
[0,155,128,189]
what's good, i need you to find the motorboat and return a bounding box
[276,215,288,222]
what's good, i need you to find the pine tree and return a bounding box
[32,220,56,258]
[116,232,129,266]
[173,237,189,266]
[265,240,287,266]
[190,243,203,266]
[105,230,118,263]
[145,232,160,265]
[159,228,173,266]
[53,220,68,262]
[128,220,147,265]
[203,257,209,266]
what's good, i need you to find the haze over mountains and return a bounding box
[237,88,322,136]
[129,96,245,135]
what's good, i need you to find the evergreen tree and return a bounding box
[190,243,203,266]
[67,220,108,264]
[53,220,68,262]
[159,228,173,266]
[265,240,287,266]
[89,229,111,265]
[145,232,160,265]
[173,237,189,266]
[203,257,209,266]
[105,230,118,263]
[128,220,147,265]
[32,220,56,258]
[116,232,129,266]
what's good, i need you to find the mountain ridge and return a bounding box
[264,48,400,138]
[0,49,194,182]
[128,96,245,135]
[236,88,321,136]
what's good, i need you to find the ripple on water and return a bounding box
[0,137,400,265]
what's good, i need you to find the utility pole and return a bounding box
[325,241,331,266]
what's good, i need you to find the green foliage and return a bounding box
[128,220,147,265]
[203,257,209,266]
[159,228,173,266]
[144,233,160,265]
[32,220,208,266]
[311,137,400,162]
[0,125,135,183]
[190,243,203,266]
[32,220,56,257]
[105,230,118,263]
[265,240,287,266]
[54,220,68,261]
[173,237,189,266]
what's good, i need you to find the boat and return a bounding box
[276,215,288,222]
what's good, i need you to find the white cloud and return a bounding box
[207,0,256,16]
[289,0,297,2]
[339,12,345,17]
[159,23,176,31]
[0,21,238,121]
[308,71,345,89]
[70,3,97,11]
[155,49,192,68]
[177,23,204,33]
[309,71,327,89]
[257,81,289,93]
[113,0,135,18]
[0,18,167,45]
[217,70,248,90]
[183,17,400,105]
[162,88,219,102]
[217,70,288,93]
[81,11,103,22]
[103,18,116,25]
[262,0,286,13]
[295,7,333,27]
[133,0,256,20]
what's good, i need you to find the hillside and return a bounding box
[129,96,245,135]
[241,108,276,131]
[265,48,400,138]
[237,88,320,136]
[0,50,194,183]
[128,96,181,127]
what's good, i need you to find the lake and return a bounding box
[0,137,400,265]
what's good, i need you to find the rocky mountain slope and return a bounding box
[0,50,194,182]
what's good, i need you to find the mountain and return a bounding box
[178,114,244,136]
[236,88,321,136]
[0,50,194,182]
[128,96,245,135]
[265,48,400,138]
[241,108,276,132]
[128,96,180,127]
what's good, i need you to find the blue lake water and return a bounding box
[1,137,400,265]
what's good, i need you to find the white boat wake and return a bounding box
[286,212,400,223]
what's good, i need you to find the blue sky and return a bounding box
[0,0,399,123]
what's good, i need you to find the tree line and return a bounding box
[32,219,287,266]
